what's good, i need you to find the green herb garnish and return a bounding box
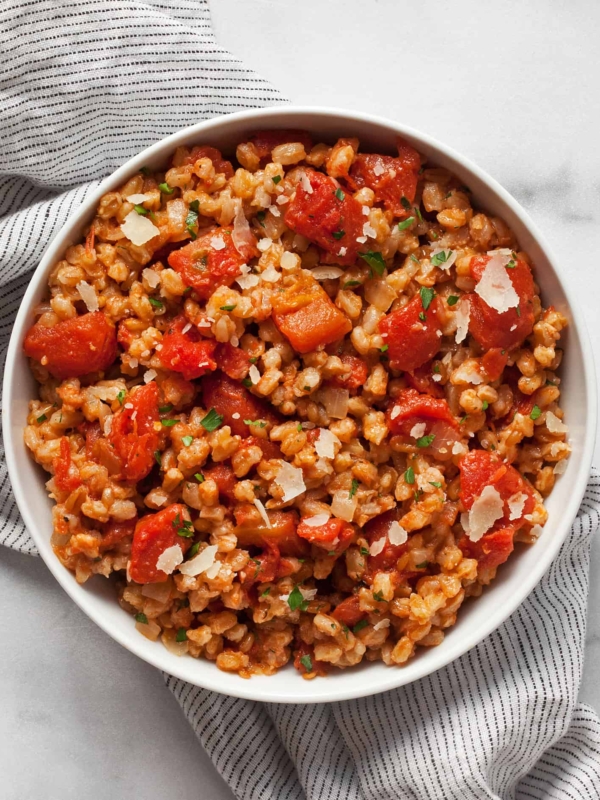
[447,295,459,306]
[220,304,236,311]
[431,249,452,267]
[334,188,345,201]
[36,413,47,423]
[332,230,345,240]
[287,585,308,612]
[154,450,162,466]
[244,419,267,428]
[159,404,173,414]
[117,390,126,405]
[186,200,199,240]
[175,628,187,642]
[429,481,442,489]
[148,297,163,308]
[188,542,200,558]
[373,591,384,602]
[135,612,148,624]
[482,401,489,411]
[415,561,428,569]
[159,182,174,194]
[272,175,281,184]
[349,478,359,499]
[360,547,369,556]
[261,587,271,597]
[359,251,386,276]
[398,216,415,231]
[194,473,205,483]
[134,204,148,216]
[343,280,361,288]
[181,435,193,447]
[161,418,178,427]
[177,520,195,539]
[401,196,411,210]
[416,434,435,448]
[353,619,369,634]
[530,405,541,421]
[200,408,224,432]
[420,286,435,311]
[300,654,313,672]
[380,344,389,353]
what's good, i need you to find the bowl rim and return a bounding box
[3,105,596,703]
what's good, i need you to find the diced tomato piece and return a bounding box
[234,506,306,557]
[247,129,313,165]
[481,348,508,382]
[284,169,364,265]
[159,315,217,381]
[386,388,457,436]
[271,271,351,353]
[238,434,282,461]
[100,518,136,552]
[201,372,281,437]
[364,508,408,573]
[297,517,355,554]
[215,342,250,380]
[378,295,443,372]
[24,312,117,380]
[179,145,234,179]
[168,226,255,298]
[129,504,192,584]
[81,421,102,461]
[117,320,135,350]
[459,450,536,529]
[405,363,444,398]
[109,382,160,482]
[330,354,368,391]
[293,639,327,676]
[203,463,237,503]
[240,541,280,585]
[346,138,421,216]
[53,437,82,493]
[331,595,365,628]
[459,527,515,572]
[467,256,535,351]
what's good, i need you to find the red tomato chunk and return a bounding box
[109,382,160,483]
[214,342,250,381]
[159,315,217,380]
[201,372,281,437]
[378,295,443,371]
[332,595,365,628]
[387,388,457,436]
[297,517,355,554]
[364,509,408,573]
[53,437,82,493]
[178,145,234,179]
[330,354,368,391]
[24,312,117,380]
[129,503,192,584]
[234,506,306,557]
[459,526,516,572]
[467,255,535,351]
[168,226,255,299]
[347,138,421,217]
[284,169,364,265]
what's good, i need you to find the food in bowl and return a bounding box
[23,130,570,678]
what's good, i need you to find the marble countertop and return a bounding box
[2,1,599,798]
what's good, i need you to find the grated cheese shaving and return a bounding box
[143,369,157,384]
[249,365,261,385]
[178,544,218,577]
[120,210,160,246]
[210,236,226,251]
[432,374,442,382]
[387,521,408,546]
[205,559,221,579]
[275,461,306,502]
[453,361,484,385]
[338,247,347,257]
[390,406,401,420]
[474,252,520,313]
[299,587,317,601]
[373,162,385,176]
[303,513,331,527]
[270,206,281,218]
[331,489,356,522]
[261,265,280,282]
[142,268,160,288]
[253,498,272,528]
[156,545,184,575]
[126,193,151,204]
[257,238,273,252]
[236,273,260,290]
[311,266,343,280]
[553,459,568,475]
[76,281,99,312]
[280,251,297,270]
[276,194,290,205]
[452,441,467,455]
[362,205,370,216]
[454,298,470,344]
[410,422,427,439]
[507,492,526,521]
[356,235,368,244]
[465,485,504,542]
[181,323,191,335]
[363,222,377,238]
[300,172,313,194]
[369,536,386,556]
[545,410,568,434]
[315,428,341,459]
[232,412,241,420]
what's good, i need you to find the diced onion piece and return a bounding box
[369,536,386,556]
[474,253,519,313]
[321,386,349,420]
[232,200,255,257]
[142,581,171,603]
[275,461,306,502]
[253,498,272,528]
[546,410,568,434]
[315,428,341,459]
[211,236,226,251]
[553,459,568,475]
[364,279,397,312]
[120,210,160,246]
[454,298,470,344]
[410,422,427,439]
[507,492,526,521]
[126,193,151,204]
[530,524,543,538]
[142,268,160,288]
[311,266,343,280]
[179,544,218,576]
[303,513,331,527]
[136,618,161,640]
[465,485,504,542]
[387,521,408,546]
[76,281,99,312]
[331,489,357,522]
[156,544,183,575]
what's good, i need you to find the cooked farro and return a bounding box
[23,130,569,678]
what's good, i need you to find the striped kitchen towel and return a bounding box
[1,2,600,799]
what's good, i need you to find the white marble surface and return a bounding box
[2,1,600,798]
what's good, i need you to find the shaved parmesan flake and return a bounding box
[390,406,401,421]
[311,266,343,280]
[76,281,99,312]
[126,193,151,204]
[370,536,386,556]
[454,298,470,344]
[261,265,280,282]
[181,323,191,335]
[103,415,113,436]
[507,492,526,521]
[257,238,273,252]
[530,524,543,538]
[465,485,504,542]
[276,194,290,205]
[410,422,427,439]
[156,545,183,575]
[124,403,133,409]
[249,365,261,385]
[474,253,519,313]
[232,200,255,257]
[362,205,371,216]
[299,587,317,601]
[142,268,160,288]
[373,162,385,176]
[270,206,281,218]
[387,521,408,546]
[236,273,260,290]
[546,410,568,434]
[432,374,442,382]
[275,461,306,502]
[431,247,457,271]
[453,361,484,385]
[179,544,218,577]
[356,235,368,244]
[373,618,390,631]
[554,459,568,475]
[300,172,313,194]
[315,428,341,459]
[338,247,347,257]
[452,441,467,455]
[280,251,297,270]
[331,489,357,522]
[205,559,221,579]
[253,498,272,528]
[303,513,331,527]
[211,236,226,251]
[143,369,157,384]
[120,210,160,246]
[363,222,377,238]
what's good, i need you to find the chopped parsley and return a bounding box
[414,489,423,502]
[414,206,424,222]
[135,612,148,625]
[516,305,521,317]
[419,312,426,321]
[460,414,468,424]
[159,182,174,194]
[244,419,267,428]
[404,466,415,484]
[343,280,361,288]
[200,408,223,432]
[349,478,359,499]
[410,254,420,264]
[159,403,173,414]
[249,357,258,364]
[380,344,389,353]
[287,585,308,612]
[415,561,428,569]
[260,587,271,598]
[154,450,162,466]
[506,259,516,269]
[148,297,164,308]
[420,286,435,311]
[353,619,369,634]
[161,418,178,427]
[447,295,459,306]
[272,175,282,184]
[359,251,386,276]
[482,400,489,411]
[134,204,148,215]
[429,481,442,489]
[416,433,435,448]
[432,364,440,373]
[117,390,126,405]
[188,541,201,558]
[194,472,205,483]
[334,188,345,201]
[36,413,47,423]
[530,405,542,421]
[177,520,194,539]
[300,654,313,672]
[332,230,345,240]
[181,435,193,447]
[400,196,411,210]
[139,166,150,175]
[186,200,199,240]
[360,546,369,556]
[398,216,415,231]
[175,628,188,642]
[431,249,452,267]
[373,591,384,602]
[256,210,266,227]
[296,423,302,432]
[242,378,252,388]
[220,304,236,311]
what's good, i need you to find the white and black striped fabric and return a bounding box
[2,4,600,798]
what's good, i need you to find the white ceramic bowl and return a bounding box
[3,107,596,703]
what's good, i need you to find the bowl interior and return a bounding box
[3,107,595,703]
